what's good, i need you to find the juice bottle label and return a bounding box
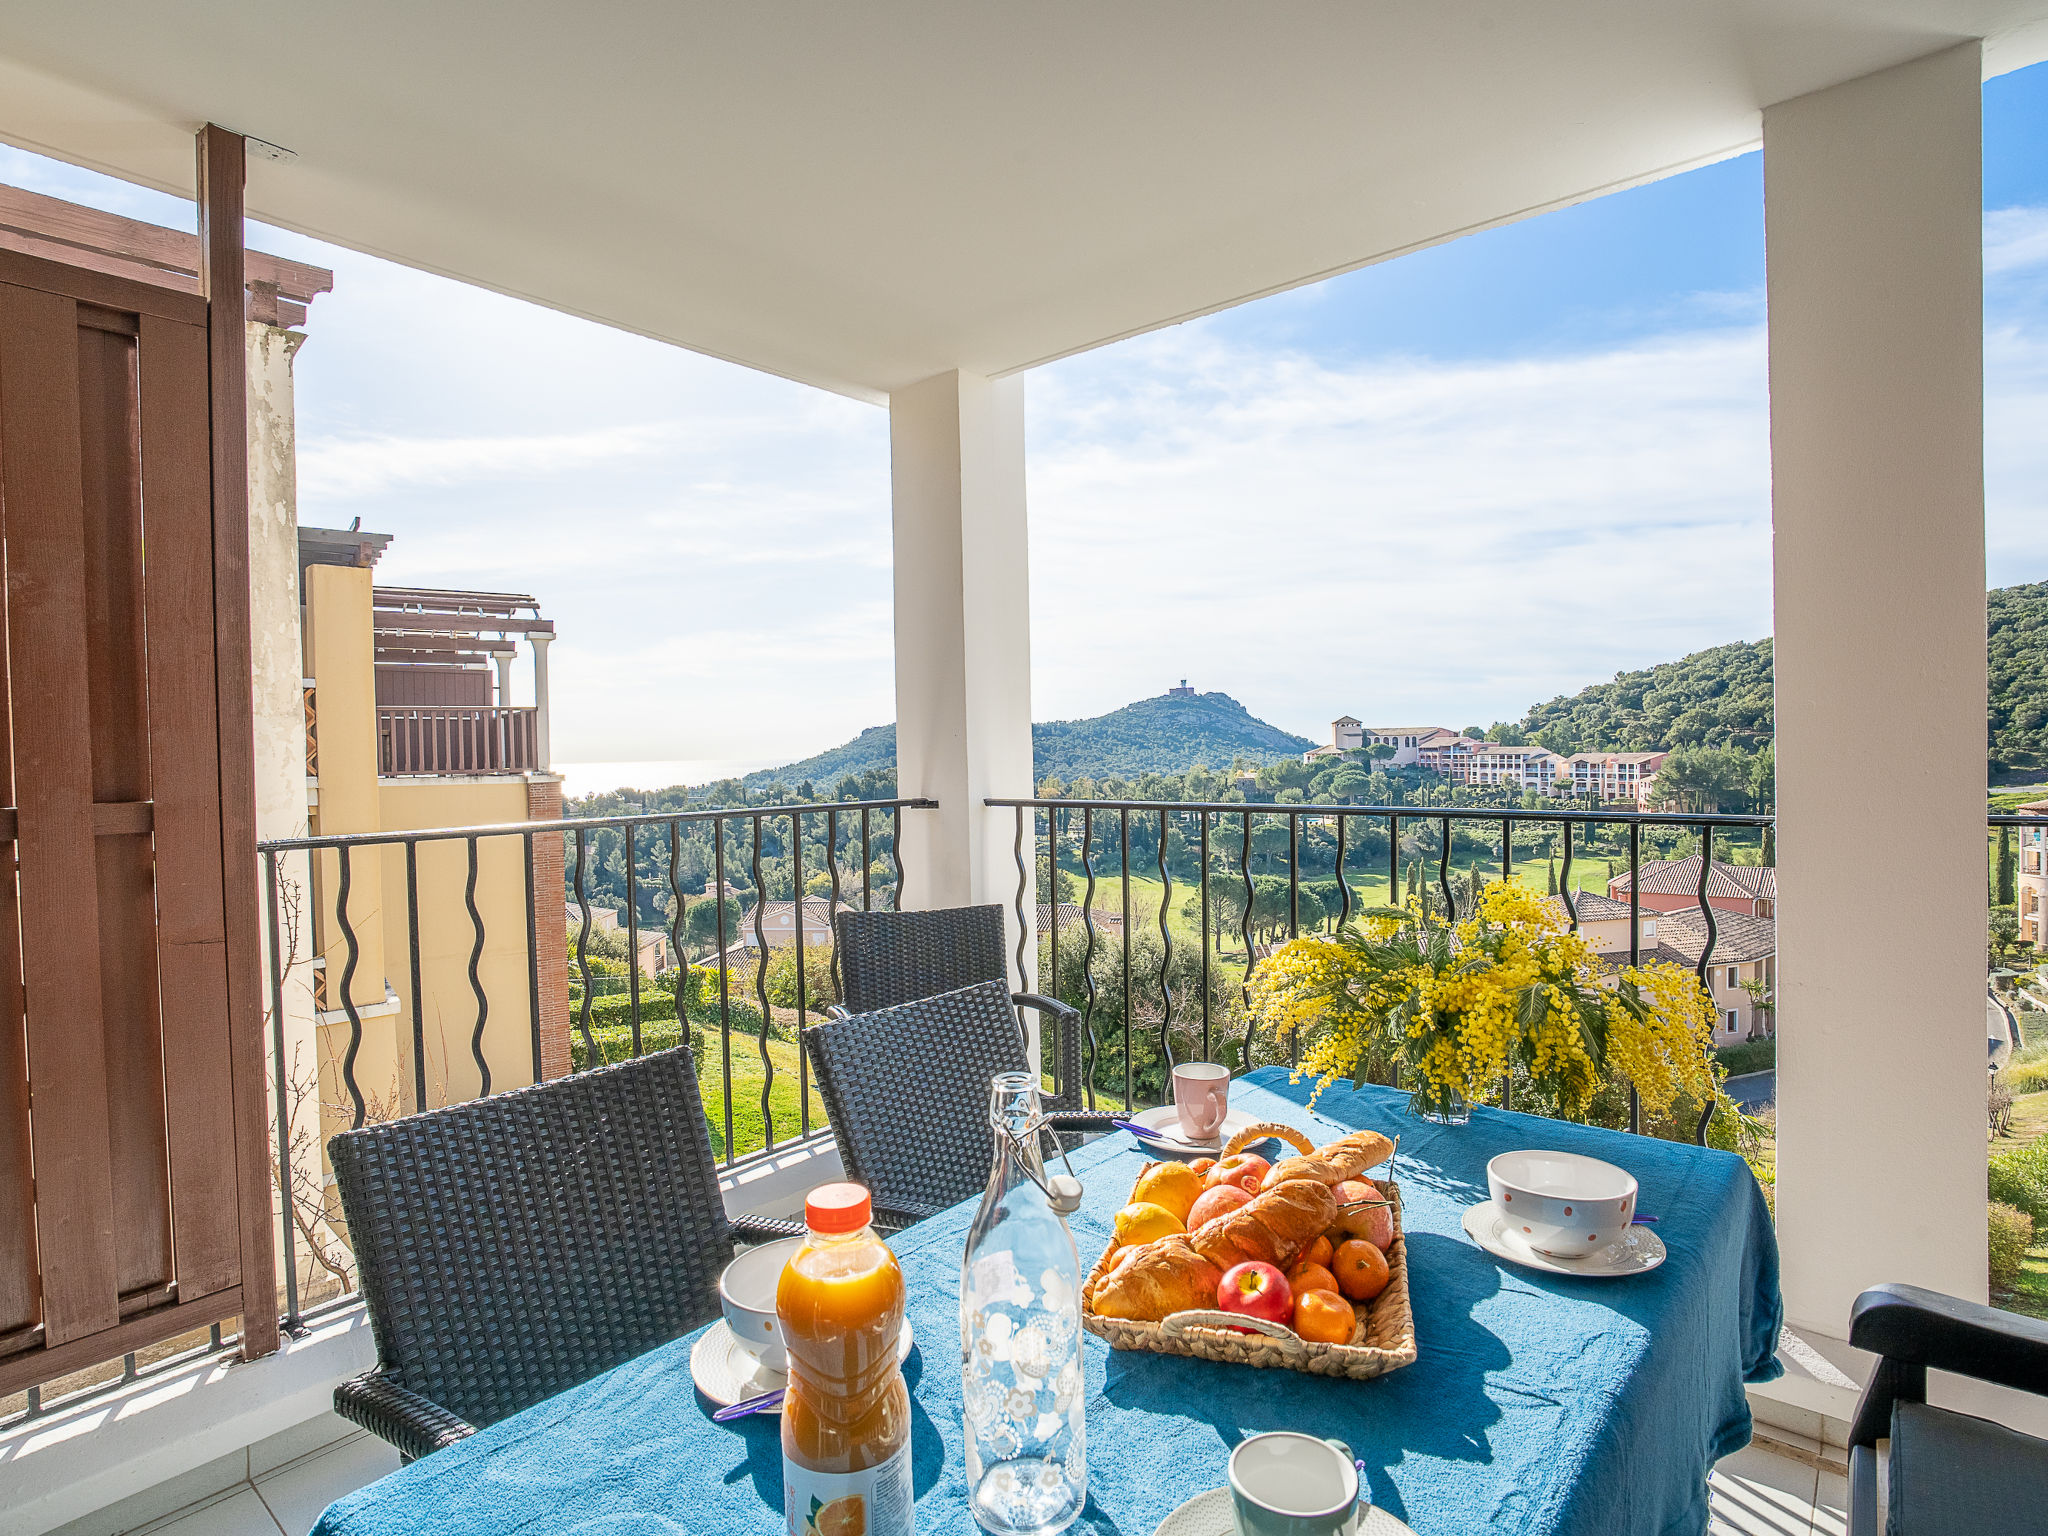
[785,1442,913,1536]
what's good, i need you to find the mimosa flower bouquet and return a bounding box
[1250,883,1717,1125]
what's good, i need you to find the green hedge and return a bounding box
[1989,1138,2048,1224]
[1712,1038,1775,1077]
[1990,1201,2035,1293]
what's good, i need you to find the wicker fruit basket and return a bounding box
[1080,1173,1417,1381]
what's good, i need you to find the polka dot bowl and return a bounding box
[1486,1150,1637,1259]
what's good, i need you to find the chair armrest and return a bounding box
[826,1004,851,1021]
[1846,1283,2048,1446]
[1012,992,1079,1025]
[729,1212,805,1245]
[870,1201,943,1234]
[335,1369,476,1462]
[1044,1110,1120,1135]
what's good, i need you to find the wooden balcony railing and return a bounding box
[378,705,539,776]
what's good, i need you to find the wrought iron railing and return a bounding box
[989,798,1778,1138]
[255,796,933,1336]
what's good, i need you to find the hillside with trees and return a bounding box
[1990,579,2048,773]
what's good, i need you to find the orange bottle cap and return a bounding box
[805,1182,872,1234]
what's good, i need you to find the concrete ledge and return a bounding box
[2,1305,375,1536]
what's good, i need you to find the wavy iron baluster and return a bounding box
[464,836,491,1093]
[1336,815,1352,929]
[1560,821,1578,932]
[714,817,734,1161]
[1120,809,1133,1108]
[1198,810,1211,1060]
[1011,806,1029,993]
[1238,811,1255,1075]
[667,821,689,1062]
[1156,808,1175,1074]
[573,828,599,1067]
[752,814,774,1149]
[336,845,366,1127]
[1438,815,1453,922]
[404,841,426,1111]
[624,825,643,1057]
[826,808,844,1002]
[1080,808,1100,1106]
[792,811,808,1135]
[890,805,905,910]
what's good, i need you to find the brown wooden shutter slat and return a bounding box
[0,281,120,1345]
[77,316,173,1302]
[139,313,240,1300]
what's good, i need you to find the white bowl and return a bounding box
[1486,1150,1637,1259]
[718,1236,802,1370]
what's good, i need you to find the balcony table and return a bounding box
[311,1067,1781,1536]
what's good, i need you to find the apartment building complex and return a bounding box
[1305,717,1667,808]
[2018,799,2048,951]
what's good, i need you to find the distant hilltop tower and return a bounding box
[1168,678,1196,697]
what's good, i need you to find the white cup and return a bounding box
[1228,1432,1361,1536]
[717,1236,802,1370]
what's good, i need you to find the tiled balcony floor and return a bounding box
[114,1433,1844,1536]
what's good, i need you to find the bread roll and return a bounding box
[1187,1178,1338,1272]
[1259,1129,1395,1191]
[1091,1235,1222,1322]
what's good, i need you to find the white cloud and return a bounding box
[1025,324,1775,739]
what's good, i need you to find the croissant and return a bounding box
[1259,1129,1395,1191]
[1091,1235,1223,1322]
[1187,1178,1338,1272]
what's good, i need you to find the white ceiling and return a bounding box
[0,2,2044,402]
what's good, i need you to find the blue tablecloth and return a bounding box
[313,1068,1781,1536]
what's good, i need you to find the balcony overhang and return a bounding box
[1,3,2046,402]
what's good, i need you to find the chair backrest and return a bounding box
[328,1047,732,1431]
[832,903,1009,1014]
[804,979,1026,1217]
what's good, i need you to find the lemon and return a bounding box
[1113,1200,1185,1248]
[1130,1161,1206,1224]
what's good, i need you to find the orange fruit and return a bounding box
[1333,1239,1390,1303]
[1287,1261,1339,1297]
[1293,1289,1356,1345]
[1131,1161,1205,1224]
[1301,1234,1334,1270]
[1114,1201,1185,1248]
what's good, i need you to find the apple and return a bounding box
[1186,1183,1254,1230]
[1188,1157,1217,1178]
[1205,1153,1270,1196]
[1217,1261,1293,1326]
[1330,1179,1396,1250]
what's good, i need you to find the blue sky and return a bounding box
[6,67,2048,793]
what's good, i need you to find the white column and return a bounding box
[889,370,1036,985]
[494,649,514,709]
[529,633,552,771]
[1765,42,1986,1335]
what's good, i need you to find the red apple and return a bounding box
[1217,1261,1293,1325]
[1205,1153,1271,1196]
[1186,1183,1254,1230]
[1331,1179,1396,1249]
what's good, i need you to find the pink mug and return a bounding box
[1172,1062,1230,1140]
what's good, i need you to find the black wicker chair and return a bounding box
[831,903,1092,1116]
[1844,1283,2048,1535]
[327,1046,799,1460]
[804,979,1117,1228]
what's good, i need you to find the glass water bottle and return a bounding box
[959,1072,1087,1536]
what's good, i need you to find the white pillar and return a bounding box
[1765,41,1986,1335]
[494,649,514,709]
[529,633,552,771]
[889,370,1036,984]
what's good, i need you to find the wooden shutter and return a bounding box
[0,246,271,1394]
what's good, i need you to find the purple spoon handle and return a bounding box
[712,1387,784,1422]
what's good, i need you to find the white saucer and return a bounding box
[1461,1199,1666,1277]
[690,1320,915,1411]
[1152,1486,1414,1536]
[1129,1104,1267,1157]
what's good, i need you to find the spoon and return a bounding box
[711,1387,784,1422]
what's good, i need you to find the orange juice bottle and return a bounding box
[777,1183,913,1536]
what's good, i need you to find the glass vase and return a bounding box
[1407,1079,1471,1125]
[960,1072,1086,1536]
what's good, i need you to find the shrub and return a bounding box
[1989,1201,2035,1293]
[1989,1139,2048,1224]
[1713,1038,1775,1077]
[764,943,837,1011]
[2002,1052,2048,1095]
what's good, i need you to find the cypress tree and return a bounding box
[1997,826,2017,906]
[1761,827,1775,866]
[1547,857,1558,896]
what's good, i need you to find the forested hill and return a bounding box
[1512,577,2048,769]
[711,691,1311,798]
[1033,691,1312,780]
